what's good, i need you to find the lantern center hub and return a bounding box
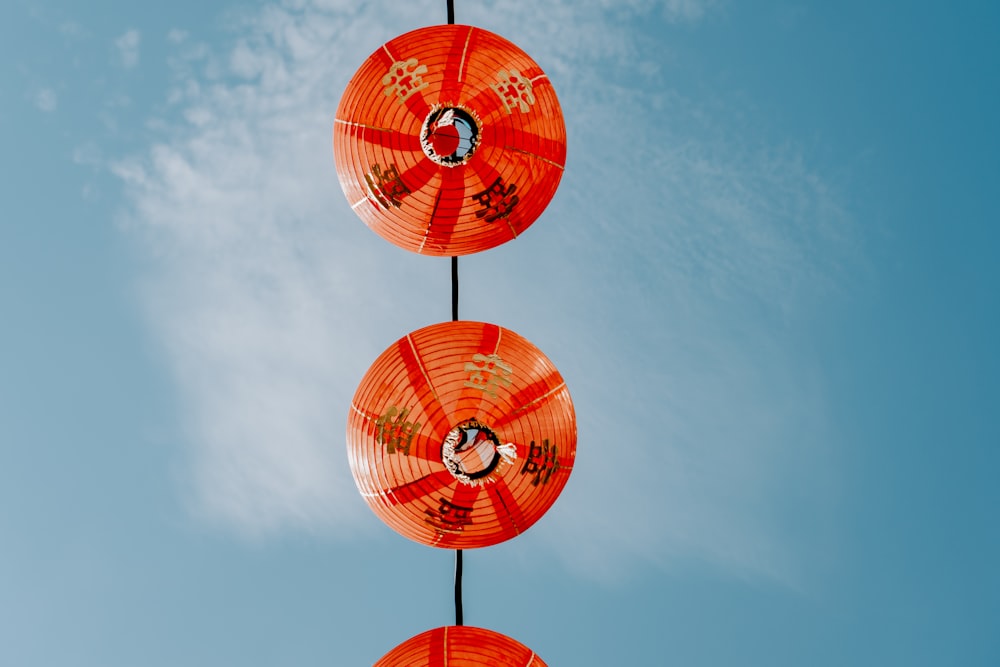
[441,420,515,485]
[421,106,481,166]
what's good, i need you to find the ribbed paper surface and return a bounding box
[334,25,566,256]
[374,626,547,667]
[348,321,576,548]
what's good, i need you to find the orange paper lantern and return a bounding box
[333,25,566,256]
[374,626,547,666]
[348,321,576,548]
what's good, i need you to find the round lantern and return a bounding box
[334,25,566,256]
[348,321,575,548]
[374,626,547,667]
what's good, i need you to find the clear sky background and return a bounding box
[1,0,997,664]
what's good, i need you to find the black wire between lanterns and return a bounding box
[454,547,464,626]
[451,257,459,322]
[448,0,464,631]
[452,254,462,626]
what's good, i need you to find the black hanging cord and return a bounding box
[451,259,464,624]
[454,547,464,625]
[451,259,463,627]
[451,220,461,628]
[447,0,463,630]
[451,257,460,322]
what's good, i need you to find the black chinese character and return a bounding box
[471,177,519,223]
[365,163,410,209]
[520,439,560,486]
[425,497,474,533]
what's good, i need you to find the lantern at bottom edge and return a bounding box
[374,625,547,667]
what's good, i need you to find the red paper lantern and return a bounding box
[374,626,548,666]
[348,321,576,548]
[334,25,566,256]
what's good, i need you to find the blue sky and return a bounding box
[1,0,997,664]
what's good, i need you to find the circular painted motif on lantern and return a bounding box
[374,626,548,667]
[347,321,576,549]
[333,24,566,256]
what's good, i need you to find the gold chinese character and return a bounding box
[490,68,536,114]
[463,353,513,398]
[382,58,429,103]
[374,405,420,455]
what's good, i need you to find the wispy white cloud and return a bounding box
[115,0,853,584]
[663,0,717,22]
[32,87,58,113]
[589,0,718,22]
[72,142,101,166]
[115,28,141,69]
[58,20,87,38]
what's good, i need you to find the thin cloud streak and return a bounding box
[115,0,852,584]
[115,28,141,69]
[32,87,58,112]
